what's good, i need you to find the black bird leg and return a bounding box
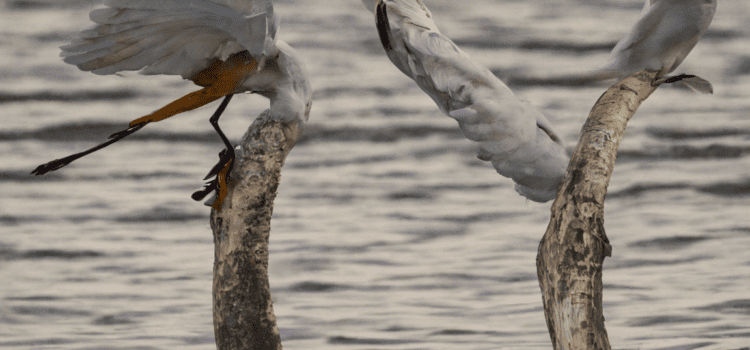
[192,94,235,202]
[31,122,149,175]
[203,94,235,180]
[653,73,714,94]
[657,74,697,84]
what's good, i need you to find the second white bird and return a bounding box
[363,0,569,202]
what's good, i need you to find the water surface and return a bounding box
[2,0,749,349]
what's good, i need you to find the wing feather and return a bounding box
[619,1,666,52]
[373,0,569,202]
[604,0,716,77]
[61,0,276,79]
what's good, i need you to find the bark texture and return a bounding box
[537,70,660,350]
[210,111,303,350]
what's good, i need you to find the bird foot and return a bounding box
[203,148,234,180]
[191,149,235,209]
[653,74,713,94]
[191,178,218,202]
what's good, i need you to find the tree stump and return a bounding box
[210,112,303,350]
[537,70,660,350]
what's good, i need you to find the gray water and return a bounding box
[1,0,749,349]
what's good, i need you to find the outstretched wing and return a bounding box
[61,0,278,79]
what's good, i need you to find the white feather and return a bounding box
[360,0,378,14]
[603,0,717,77]
[61,0,278,79]
[372,0,569,202]
[61,0,311,125]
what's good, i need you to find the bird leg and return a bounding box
[204,95,235,180]
[31,122,149,175]
[33,52,257,207]
[191,95,235,209]
[129,87,229,127]
[654,73,696,85]
[30,85,232,176]
[127,52,258,127]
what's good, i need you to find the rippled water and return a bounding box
[2,0,749,349]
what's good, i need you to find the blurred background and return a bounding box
[1,0,749,349]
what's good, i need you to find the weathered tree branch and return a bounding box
[537,70,660,350]
[210,112,304,350]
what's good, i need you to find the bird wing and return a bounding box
[405,32,483,111]
[642,0,657,16]
[617,0,666,53]
[606,0,717,77]
[61,0,278,79]
[603,0,667,75]
[378,0,492,113]
[360,0,378,14]
[374,0,569,202]
[378,0,559,142]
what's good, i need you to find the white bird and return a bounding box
[563,0,717,92]
[362,0,569,202]
[604,0,717,80]
[31,0,312,208]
